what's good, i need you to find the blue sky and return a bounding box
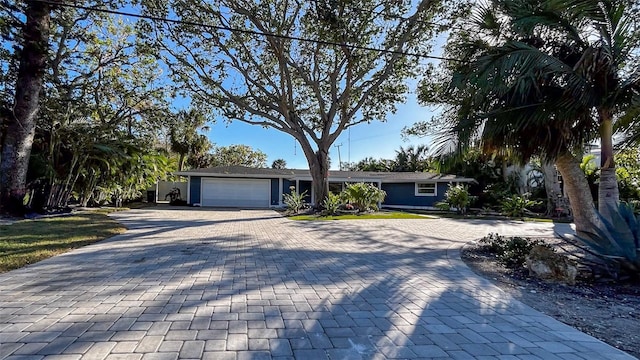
[204,91,437,170]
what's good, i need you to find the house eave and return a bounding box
[173,172,290,179]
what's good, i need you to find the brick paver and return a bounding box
[0,208,633,359]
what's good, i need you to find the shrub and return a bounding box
[437,184,473,214]
[322,193,342,215]
[500,193,541,218]
[341,183,386,212]
[283,189,308,214]
[479,233,550,268]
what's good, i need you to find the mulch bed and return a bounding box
[461,238,640,359]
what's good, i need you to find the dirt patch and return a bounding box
[461,239,640,359]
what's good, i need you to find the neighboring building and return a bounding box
[175,166,475,209]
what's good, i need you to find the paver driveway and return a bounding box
[0,208,634,360]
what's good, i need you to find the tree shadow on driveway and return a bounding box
[0,210,627,359]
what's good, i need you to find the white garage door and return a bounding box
[201,178,271,208]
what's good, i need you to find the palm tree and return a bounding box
[431,0,640,270]
[393,145,430,172]
[271,159,287,169]
[169,109,211,171]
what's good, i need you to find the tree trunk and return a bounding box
[541,161,563,215]
[598,112,620,222]
[555,152,602,235]
[178,153,185,171]
[0,1,51,214]
[304,145,330,209]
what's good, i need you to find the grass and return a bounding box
[289,211,431,221]
[0,212,126,273]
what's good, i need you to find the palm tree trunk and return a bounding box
[0,1,52,214]
[541,161,563,215]
[555,152,602,234]
[178,153,185,171]
[598,112,620,222]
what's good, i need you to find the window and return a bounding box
[415,183,436,196]
[328,182,343,195]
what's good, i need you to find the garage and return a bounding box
[201,178,271,208]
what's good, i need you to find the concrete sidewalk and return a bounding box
[0,208,632,359]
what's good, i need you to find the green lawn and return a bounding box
[0,212,126,273]
[289,211,432,221]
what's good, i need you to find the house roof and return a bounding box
[175,166,475,183]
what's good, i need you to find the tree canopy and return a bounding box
[142,0,457,205]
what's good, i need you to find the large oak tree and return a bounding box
[144,0,453,205]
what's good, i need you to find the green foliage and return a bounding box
[574,202,640,275]
[322,193,342,216]
[146,0,453,206]
[479,233,550,268]
[579,154,599,201]
[342,183,386,212]
[283,188,308,214]
[169,109,212,171]
[500,194,541,218]
[343,157,395,172]
[211,145,268,168]
[271,159,287,169]
[434,201,452,211]
[436,184,473,214]
[393,145,431,172]
[12,6,173,211]
[615,147,640,201]
[341,144,432,172]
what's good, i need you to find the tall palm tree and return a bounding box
[393,145,430,172]
[429,0,640,270]
[169,109,211,171]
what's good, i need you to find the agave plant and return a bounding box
[575,202,640,274]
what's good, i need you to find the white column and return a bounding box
[187,176,191,204]
[378,180,383,209]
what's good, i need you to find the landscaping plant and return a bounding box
[500,194,541,218]
[341,183,386,212]
[479,233,550,268]
[322,193,342,216]
[435,184,473,214]
[572,202,640,275]
[283,188,308,214]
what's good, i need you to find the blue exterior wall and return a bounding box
[189,176,455,207]
[381,182,447,207]
[270,179,279,205]
[437,183,451,199]
[190,176,201,205]
[282,180,294,196]
[298,181,312,202]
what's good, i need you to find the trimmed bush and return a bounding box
[479,233,551,268]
